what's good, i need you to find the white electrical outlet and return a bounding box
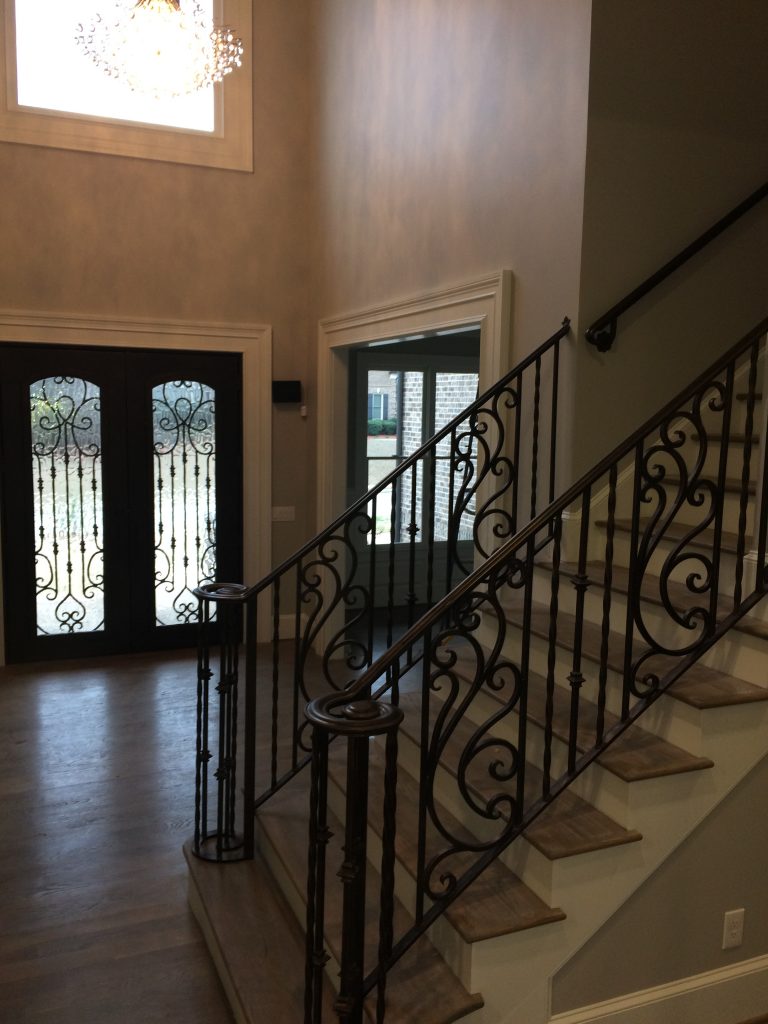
[722,908,745,949]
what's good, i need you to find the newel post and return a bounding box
[192,582,249,863]
[305,695,403,1024]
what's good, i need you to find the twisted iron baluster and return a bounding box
[243,600,257,859]
[622,444,644,719]
[710,364,733,618]
[512,373,522,535]
[596,464,618,745]
[426,447,437,608]
[757,336,768,583]
[567,489,591,772]
[543,514,562,797]
[368,494,377,669]
[304,728,330,1024]
[271,578,281,789]
[293,564,303,771]
[548,335,561,509]
[406,464,419,627]
[335,734,371,1024]
[376,728,399,1024]
[415,632,433,924]
[387,480,397,649]
[194,595,212,853]
[530,356,541,522]
[734,344,759,606]
[515,538,534,820]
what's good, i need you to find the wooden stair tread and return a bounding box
[258,777,484,1024]
[606,518,744,554]
[445,646,711,782]
[558,559,768,644]
[711,433,759,444]
[327,742,566,943]
[502,596,768,711]
[664,475,756,495]
[184,840,337,1022]
[396,693,641,860]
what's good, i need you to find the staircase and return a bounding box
[185,312,768,1024]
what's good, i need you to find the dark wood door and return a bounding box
[0,343,242,662]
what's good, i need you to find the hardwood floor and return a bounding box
[0,651,235,1023]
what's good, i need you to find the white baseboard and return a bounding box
[550,953,768,1024]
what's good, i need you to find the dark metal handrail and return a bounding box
[305,315,768,1020]
[585,181,768,352]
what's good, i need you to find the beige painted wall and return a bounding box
[552,753,768,1012]
[0,0,315,570]
[571,0,768,480]
[310,0,592,358]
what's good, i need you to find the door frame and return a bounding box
[316,271,513,534]
[0,309,272,665]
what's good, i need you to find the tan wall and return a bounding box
[552,753,768,1012]
[311,0,592,358]
[571,0,768,480]
[0,0,315,568]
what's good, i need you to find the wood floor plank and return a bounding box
[0,651,234,1024]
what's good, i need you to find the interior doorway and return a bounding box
[0,343,242,662]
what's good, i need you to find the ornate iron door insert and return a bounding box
[0,345,242,662]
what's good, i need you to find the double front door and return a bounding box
[0,344,242,662]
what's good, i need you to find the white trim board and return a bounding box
[550,953,768,1024]
[0,309,272,664]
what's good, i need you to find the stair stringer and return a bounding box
[459,696,768,1024]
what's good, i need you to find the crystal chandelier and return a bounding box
[75,0,244,98]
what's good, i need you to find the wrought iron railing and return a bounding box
[303,317,768,1020]
[585,180,768,351]
[192,318,570,862]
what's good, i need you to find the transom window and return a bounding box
[0,0,253,169]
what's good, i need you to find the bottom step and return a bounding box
[185,839,336,1024]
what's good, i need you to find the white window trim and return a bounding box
[0,0,253,171]
[0,308,272,663]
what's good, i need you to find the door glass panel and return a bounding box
[152,380,216,626]
[366,369,402,543]
[30,376,104,635]
[434,371,479,542]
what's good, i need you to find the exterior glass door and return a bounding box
[0,344,242,662]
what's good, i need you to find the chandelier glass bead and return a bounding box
[75,0,244,98]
